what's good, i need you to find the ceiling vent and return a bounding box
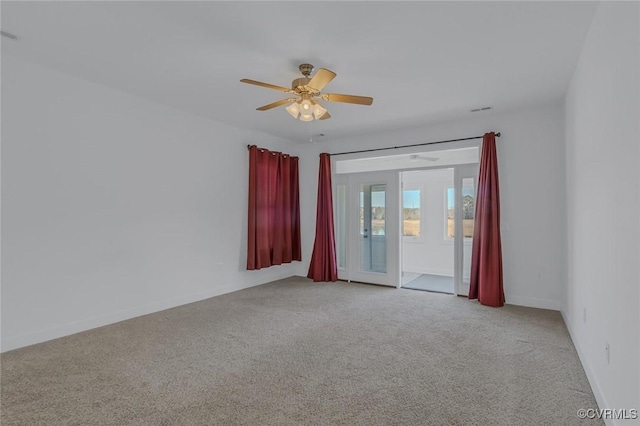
[1,30,19,41]
[470,106,492,112]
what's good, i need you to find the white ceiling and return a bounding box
[1,1,597,143]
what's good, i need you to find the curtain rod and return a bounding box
[329,132,501,156]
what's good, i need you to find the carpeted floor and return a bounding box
[1,276,601,425]
[402,273,454,294]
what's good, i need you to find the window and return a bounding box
[446,184,475,239]
[403,188,421,239]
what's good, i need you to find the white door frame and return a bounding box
[453,164,479,296]
[332,142,481,293]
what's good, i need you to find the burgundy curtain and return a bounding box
[469,132,504,307]
[307,153,338,282]
[247,145,301,270]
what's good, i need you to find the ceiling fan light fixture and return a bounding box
[300,94,313,113]
[312,103,327,120]
[299,113,313,122]
[286,102,300,118]
[286,99,323,121]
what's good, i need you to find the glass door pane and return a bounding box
[360,184,387,273]
[336,184,347,270]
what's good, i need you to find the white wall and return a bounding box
[564,2,640,421]
[402,169,455,277]
[1,56,306,352]
[306,104,567,311]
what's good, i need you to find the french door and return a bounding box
[335,171,400,287]
[335,164,476,292]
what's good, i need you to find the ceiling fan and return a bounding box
[409,154,439,162]
[240,63,373,121]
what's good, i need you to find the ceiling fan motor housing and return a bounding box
[292,64,317,92]
[291,77,311,91]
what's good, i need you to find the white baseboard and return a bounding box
[1,276,294,353]
[561,310,616,426]
[506,295,561,311]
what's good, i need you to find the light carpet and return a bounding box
[1,276,601,425]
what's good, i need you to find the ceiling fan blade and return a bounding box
[409,154,439,162]
[241,79,293,93]
[256,98,297,111]
[307,68,336,91]
[322,93,374,105]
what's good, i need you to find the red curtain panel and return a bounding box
[247,146,301,270]
[307,153,338,282]
[469,132,505,307]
